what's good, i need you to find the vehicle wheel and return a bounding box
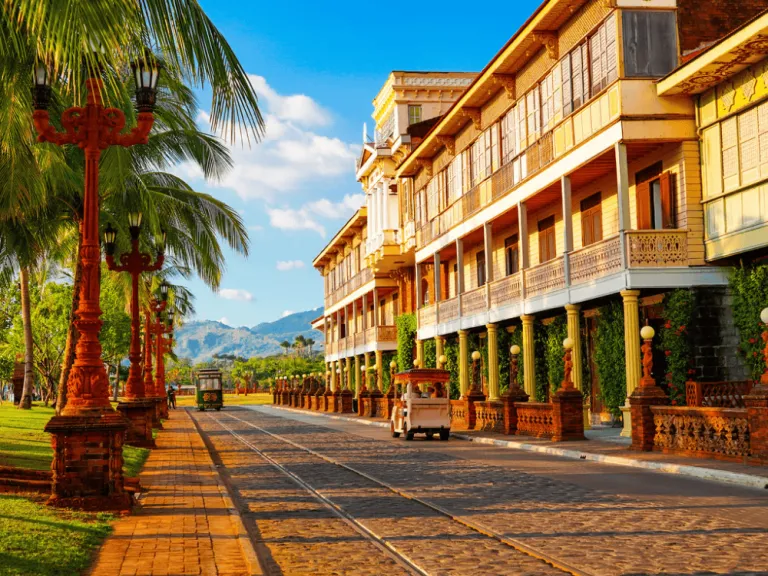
[405,426,414,441]
[439,430,450,441]
[390,421,400,438]
[425,432,434,440]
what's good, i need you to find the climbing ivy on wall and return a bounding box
[595,301,626,417]
[497,327,512,395]
[544,316,568,395]
[534,321,549,402]
[730,265,768,381]
[396,313,416,374]
[659,289,696,405]
[382,351,396,391]
[508,325,525,390]
[423,338,436,369]
[443,336,460,399]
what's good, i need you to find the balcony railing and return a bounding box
[461,286,487,317]
[489,272,522,308]
[438,297,459,323]
[525,256,565,298]
[324,267,374,308]
[325,325,397,356]
[570,235,623,285]
[376,326,397,341]
[626,230,688,267]
[419,304,436,326]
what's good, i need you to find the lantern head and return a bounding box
[131,57,161,112]
[471,351,481,362]
[156,228,167,255]
[159,281,169,301]
[127,211,142,240]
[510,344,521,356]
[103,224,117,256]
[640,325,655,340]
[32,61,52,111]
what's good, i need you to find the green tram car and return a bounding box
[195,369,223,411]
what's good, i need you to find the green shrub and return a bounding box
[595,301,626,416]
[396,313,416,373]
[730,265,768,380]
[659,289,696,405]
[423,338,436,368]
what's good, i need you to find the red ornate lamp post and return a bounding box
[104,215,164,447]
[147,291,169,420]
[36,58,160,511]
[154,308,174,419]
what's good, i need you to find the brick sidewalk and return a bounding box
[89,410,255,576]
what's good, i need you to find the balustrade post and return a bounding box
[551,338,585,441]
[629,325,668,451]
[502,345,528,435]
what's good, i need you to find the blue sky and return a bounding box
[182,0,541,327]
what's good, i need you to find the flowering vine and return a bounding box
[659,289,696,405]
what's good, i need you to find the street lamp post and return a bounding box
[36,58,160,511]
[153,307,173,419]
[146,292,168,425]
[104,214,164,447]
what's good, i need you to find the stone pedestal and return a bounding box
[464,392,486,430]
[44,412,133,512]
[366,390,382,418]
[551,389,585,441]
[149,397,163,429]
[629,386,669,451]
[501,387,529,435]
[357,390,369,417]
[620,404,632,437]
[332,390,342,413]
[340,389,354,413]
[322,390,332,411]
[159,396,169,419]
[745,385,768,462]
[116,399,156,448]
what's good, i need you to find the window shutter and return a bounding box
[659,172,675,229]
[561,55,572,115]
[636,181,652,229]
[590,31,603,96]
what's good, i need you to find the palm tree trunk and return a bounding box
[55,233,83,415]
[18,267,34,410]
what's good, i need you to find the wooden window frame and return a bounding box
[537,215,557,263]
[504,234,520,276]
[580,192,603,246]
[476,250,486,287]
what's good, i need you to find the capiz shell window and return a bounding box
[622,11,677,77]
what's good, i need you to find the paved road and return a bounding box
[192,406,768,576]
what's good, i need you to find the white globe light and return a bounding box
[510,344,521,355]
[563,337,574,350]
[640,325,655,340]
[761,307,768,325]
[438,355,447,364]
[413,358,420,367]
[471,351,481,361]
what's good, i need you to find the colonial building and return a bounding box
[314,72,475,392]
[394,0,767,431]
[658,9,768,265]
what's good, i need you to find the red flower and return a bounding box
[665,322,672,329]
[679,325,686,331]
[665,350,672,356]
[754,351,759,357]
[666,372,673,379]
[750,338,757,344]
[671,400,677,406]
[687,369,696,375]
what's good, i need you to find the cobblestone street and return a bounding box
[192,407,768,576]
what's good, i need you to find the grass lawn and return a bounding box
[0,403,154,576]
[0,403,150,476]
[0,494,113,576]
[175,392,272,407]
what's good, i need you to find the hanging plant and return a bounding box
[730,265,768,381]
[658,289,696,405]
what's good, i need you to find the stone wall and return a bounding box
[692,287,749,382]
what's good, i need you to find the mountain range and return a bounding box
[173,308,324,363]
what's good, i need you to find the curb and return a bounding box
[185,410,263,576]
[260,405,768,491]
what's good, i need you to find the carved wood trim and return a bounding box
[533,32,558,60]
[491,74,516,100]
[461,107,482,130]
[436,135,455,156]
[415,158,433,178]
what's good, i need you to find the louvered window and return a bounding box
[501,108,517,164]
[590,14,617,96]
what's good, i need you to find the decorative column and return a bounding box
[354,355,361,399]
[341,357,354,413]
[330,360,337,392]
[458,330,469,397]
[629,325,668,451]
[374,350,384,394]
[143,310,162,429]
[565,304,588,430]
[435,336,445,368]
[620,290,642,437]
[551,338,586,441]
[486,324,500,401]
[416,339,425,367]
[521,315,536,399]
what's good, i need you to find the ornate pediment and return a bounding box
[461,107,482,130]
[435,135,455,156]
[415,158,433,179]
[533,32,558,60]
[491,74,516,100]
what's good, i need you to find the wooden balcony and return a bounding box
[324,267,374,308]
[489,272,522,308]
[461,286,487,317]
[626,230,688,267]
[524,257,565,298]
[419,304,436,326]
[570,235,623,285]
[438,297,459,323]
[325,325,397,357]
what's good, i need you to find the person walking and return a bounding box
[167,383,177,409]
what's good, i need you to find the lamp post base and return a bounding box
[117,399,157,448]
[44,412,133,512]
[148,397,164,429]
[159,396,169,419]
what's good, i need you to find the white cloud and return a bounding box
[248,224,264,232]
[180,77,358,202]
[218,288,254,302]
[219,317,230,326]
[267,193,365,237]
[276,260,305,271]
[281,310,295,318]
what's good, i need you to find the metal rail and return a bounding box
[207,411,591,576]
[204,413,428,576]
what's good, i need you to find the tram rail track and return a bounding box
[201,409,591,576]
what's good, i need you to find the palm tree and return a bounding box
[280,341,290,356]
[294,335,307,358]
[3,0,264,143]
[305,338,315,357]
